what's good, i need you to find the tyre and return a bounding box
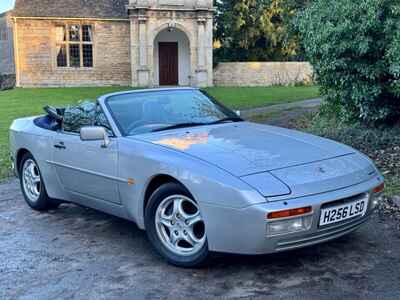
[145,183,209,267]
[19,152,61,211]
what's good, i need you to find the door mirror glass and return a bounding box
[80,126,110,148]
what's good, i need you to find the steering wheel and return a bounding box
[43,105,63,121]
[125,120,149,134]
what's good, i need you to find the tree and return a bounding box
[214,0,310,62]
[296,0,400,124]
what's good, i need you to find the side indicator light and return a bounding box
[372,183,384,194]
[267,206,312,219]
[127,178,135,185]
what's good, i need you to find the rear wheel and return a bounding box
[19,152,61,211]
[145,183,209,267]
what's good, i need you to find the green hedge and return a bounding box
[297,0,400,124]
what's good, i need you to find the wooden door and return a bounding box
[159,42,179,86]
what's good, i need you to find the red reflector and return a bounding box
[373,183,384,194]
[267,206,312,219]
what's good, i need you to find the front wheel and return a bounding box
[19,152,61,211]
[145,183,209,267]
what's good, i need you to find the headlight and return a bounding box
[267,215,313,236]
[370,182,384,210]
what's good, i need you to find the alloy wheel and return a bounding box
[22,159,42,203]
[155,195,206,256]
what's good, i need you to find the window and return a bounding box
[56,24,93,68]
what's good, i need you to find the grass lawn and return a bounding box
[0,85,319,179]
[206,86,320,110]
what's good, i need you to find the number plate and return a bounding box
[319,197,369,226]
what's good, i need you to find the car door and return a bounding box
[51,105,121,204]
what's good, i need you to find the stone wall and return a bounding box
[0,74,16,90]
[0,12,15,76]
[15,19,132,87]
[213,62,313,87]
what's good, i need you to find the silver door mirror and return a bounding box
[80,126,110,148]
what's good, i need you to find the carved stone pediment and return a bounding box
[196,0,212,9]
[129,0,150,8]
[159,0,184,5]
[128,0,213,10]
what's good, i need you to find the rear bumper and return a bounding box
[202,175,383,255]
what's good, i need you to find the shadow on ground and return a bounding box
[1,179,400,300]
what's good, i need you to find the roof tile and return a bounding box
[14,0,129,19]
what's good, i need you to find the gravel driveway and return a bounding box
[2,110,400,300]
[1,178,400,300]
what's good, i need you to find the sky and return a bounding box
[0,0,15,14]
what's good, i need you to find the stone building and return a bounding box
[0,11,14,75]
[0,10,15,89]
[11,0,213,88]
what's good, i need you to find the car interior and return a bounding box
[33,90,228,135]
[34,102,112,134]
[34,106,64,131]
[34,98,169,134]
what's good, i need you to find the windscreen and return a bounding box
[106,89,237,135]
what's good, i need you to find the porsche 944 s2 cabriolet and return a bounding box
[9,88,384,267]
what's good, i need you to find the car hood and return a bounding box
[134,122,356,177]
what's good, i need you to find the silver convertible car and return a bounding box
[10,88,384,267]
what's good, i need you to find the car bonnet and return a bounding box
[133,122,356,177]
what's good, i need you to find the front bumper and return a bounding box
[273,210,372,252]
[202,175,383,255]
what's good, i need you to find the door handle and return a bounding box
[54,142,66,150]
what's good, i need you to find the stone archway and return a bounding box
[128,1,214,88]
[153,27,191,86]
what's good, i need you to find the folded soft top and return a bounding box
[38,100,111,133]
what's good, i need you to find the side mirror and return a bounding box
[80,126,110,148]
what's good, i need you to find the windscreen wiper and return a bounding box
[152,122,207,132]
[207,117,243,125]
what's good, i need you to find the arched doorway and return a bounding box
[153,27,191,86]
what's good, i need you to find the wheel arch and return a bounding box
[15,148,31,176]
[143,174,193,219]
